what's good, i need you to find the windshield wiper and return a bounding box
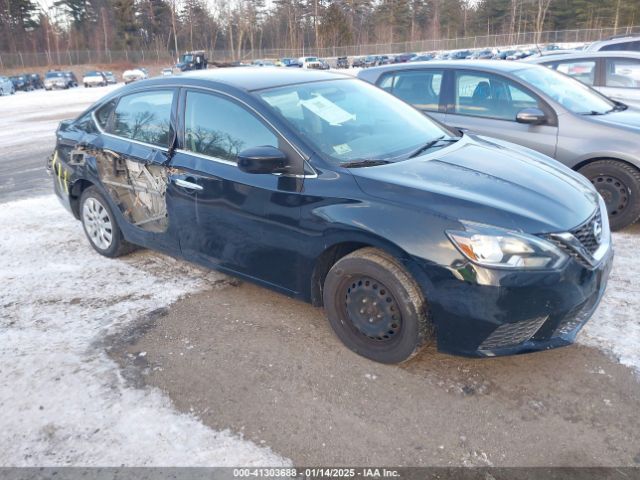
[340,159,392,168]
[582,110,606,115]
[407,136,459,159]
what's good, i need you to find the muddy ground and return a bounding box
[109,279,640,466]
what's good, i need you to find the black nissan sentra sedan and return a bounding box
[48,68,613,363]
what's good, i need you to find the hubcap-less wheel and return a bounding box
[82,197,113,250]
[591,174,629,218]
[345,276,402,341]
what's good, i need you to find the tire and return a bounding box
[323,247,432,363]
[579,160,640,231]
[80,186,135,258]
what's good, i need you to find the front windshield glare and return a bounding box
[258,79,452,165]
[513,66,615,114]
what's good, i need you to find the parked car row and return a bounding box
[0,69,119,94]
[0,73,44,92]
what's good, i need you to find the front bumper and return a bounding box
[421,248,613,357]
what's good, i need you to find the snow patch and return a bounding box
[579,224,640,375]
[0,195,289,466]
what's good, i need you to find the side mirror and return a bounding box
[516,108,547,125]
[237,146,288,174]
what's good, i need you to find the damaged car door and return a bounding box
[167,88,306,294]
[93,88,179,252]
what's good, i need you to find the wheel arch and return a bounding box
[69,178,96,219]
[573,156,640,173]
[309,234,433,308]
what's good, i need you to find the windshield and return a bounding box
[258,79,454,165]
[513,66,615,114]
[182,54,193,62]
[46,72,63,78]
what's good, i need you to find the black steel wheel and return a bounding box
[580,160,640,231]
[323,247,432,363]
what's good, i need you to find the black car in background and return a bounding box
[394,52,417,63]
[29,73,44,89]
[336,56,349,68]
[352,57,366,68]
[48,68,612,363]
[65,71,79,87]
[10,74,32,91]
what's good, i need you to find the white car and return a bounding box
[0,76,14,95]
[122,67,149,84]
[161,67,173,76]
[82,71,107,87]
[297,56,322,69]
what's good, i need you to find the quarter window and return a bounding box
[605,58,640,88]
[112,90,173,147]
[454,72,540,121]
[184,91,278,162]
[551,60,596,86]
[94,99,116,130]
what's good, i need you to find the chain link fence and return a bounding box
[1,25,639,70]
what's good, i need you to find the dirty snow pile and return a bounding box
[0,195,289,466]
[580,224,640,374]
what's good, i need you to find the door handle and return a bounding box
[174,178,203,191]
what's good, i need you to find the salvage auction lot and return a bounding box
[1,85,639,466]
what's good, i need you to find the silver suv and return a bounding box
[358,60,640,229]
[586,35,640,52]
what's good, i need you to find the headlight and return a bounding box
[447,223,568,269]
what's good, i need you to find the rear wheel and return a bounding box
[579,160,640,231]
[80,187,135,258]
[323,248,432,363]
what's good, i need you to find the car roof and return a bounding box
[359,59,537,77]
[587,35,640,50]
[174,67,350,91]
[356,59,550,84]
[524,51,640,63]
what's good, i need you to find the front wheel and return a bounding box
[579,160,640,231]
[80,186,135,258]
[323,248,432,363]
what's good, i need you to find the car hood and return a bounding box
[582,107,640,132]
[351,135,598,233]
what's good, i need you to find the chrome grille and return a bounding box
[571,209,601,255]
[546,208,604,269]
[549,239,591,269]
[479,316,548,350]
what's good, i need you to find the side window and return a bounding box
[112,90,173,147]
[94,99,116,131]
[454,71,541,121]
[605,58,640,88]
[184,91,278,162]
[553,60,596,86]
[388,70,443,111]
